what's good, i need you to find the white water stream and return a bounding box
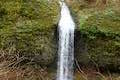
[57,1,75,80]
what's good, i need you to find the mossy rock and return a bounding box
[70,1,120,70]
[0,0,60,65]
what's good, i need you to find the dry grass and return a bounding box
[0,66,53,80]
[75,59,120,80]
[75,69,120,80]
[75,66,120,80]
[0,50,120,80]
[0,50,55,80]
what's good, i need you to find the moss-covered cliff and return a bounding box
[68,0,120,70]
[0,0,60,65]
[0,0,120,80]
[0,0,120,70]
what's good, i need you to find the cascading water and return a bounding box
[57,1,75,80]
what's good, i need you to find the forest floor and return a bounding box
[0,63,120,80]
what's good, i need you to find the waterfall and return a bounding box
[57,1,75,80]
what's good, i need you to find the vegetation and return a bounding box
[69,0,120,70]
[0,0,60,65]
[0,0,60,79]
[0,0,120,80]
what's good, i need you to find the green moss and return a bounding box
[87,38,120,68]
[0,0,60,65]
[70,0,120,69]
[80,10,120,36]
[77,10,120,69]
